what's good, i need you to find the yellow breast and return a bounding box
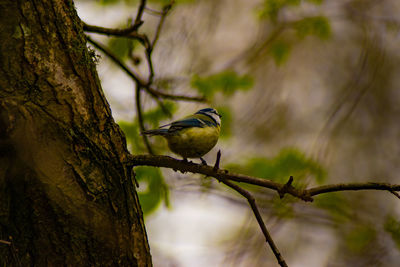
[165,126,220,158]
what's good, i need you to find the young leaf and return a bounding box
[118,121,146,153]
[270,41,291,65]
[314,193,351,222]
[384,215,400,250]
[191,70,253,98]
[135,167,170,215]
[227,147,326,184]
[257,0,301,21]
[345,225,376,253]
[143,101,177,128]
[293,16,331,40]
[108,37,136,60]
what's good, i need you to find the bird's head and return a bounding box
[196,108,221,126]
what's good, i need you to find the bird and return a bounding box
[141,108,221,165]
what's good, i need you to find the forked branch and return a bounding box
[212,151,287,267]
[126,153,400,266]
[127,154,400,201]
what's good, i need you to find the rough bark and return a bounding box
[0,0,151,266]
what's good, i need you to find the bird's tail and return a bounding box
[141,128,169,136]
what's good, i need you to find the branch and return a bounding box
[0,239,11,245]
[307,182,400,197]
[146,86,206,102]
[83,23,148,45]
[212,152,287,266]
[1,237,22,267]
[86,36,205,103]
[86,35,146,85]
[390,190,400,200]
[134,0,147,28]
[219,178,288,267]
[127,153,400,265]
[135,85,153,154]
[151,2,173,49]
[127,154,400,201]
[145,1,174,87]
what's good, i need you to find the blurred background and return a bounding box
[77,0,400,266]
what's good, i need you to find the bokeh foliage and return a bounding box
[191,70,253,98]
[98,0,194,5]
[384,215,400,250]
[227,148,327,218]
[257,0,331,65]
[111,0,332,219]
[84,0,400,264]
[227,148,326,184]
[119,103,176,215]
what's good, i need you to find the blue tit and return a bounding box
[141,108,221,165]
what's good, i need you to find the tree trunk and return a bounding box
[0,0,152,265]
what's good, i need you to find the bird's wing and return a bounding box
[168,117,207,131]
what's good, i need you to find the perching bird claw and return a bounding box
[200,157,207,165]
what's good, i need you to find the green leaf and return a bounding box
[108,37,136,60]
[384,215,400,250]
[257,0,324,21]
[227,147,326,184]
[270,41,291,65]
[135,167,170,215]
[306,0,324,4]
[149,0,195,3]
[314,193,351,222]
[191,70,253,98]
[293,16,331,39]
[345,225,376,253]
[272,196,295,218]
[118,121,146,153]
[118,103,177,154]
[257,0,301,21]
[143,101,177,128]
[98,0,121,5]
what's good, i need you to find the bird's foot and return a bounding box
[182,158,192,163]
[200,157,207,166]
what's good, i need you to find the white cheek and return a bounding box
[210,113,221,125]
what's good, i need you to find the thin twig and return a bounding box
[127,154,400,201]
[86,36,203,102]
[146,86,206,102]
[212,151,287,266]
[87,35,172,113]
[86,36,205,102]
[145,50,155,86]
[7,236,22,267]
[128,154,400,265]
[390,191,400,200]
[144,6,165,16]
[86,35,145,84]
[219,178,288,267]
[307,182,400,197]
[145,1,174,86]
[136,85,153,154]
[83,23,148,44]
[0,239,11,245]
[151,2,173,48]
[134,0,147,28]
